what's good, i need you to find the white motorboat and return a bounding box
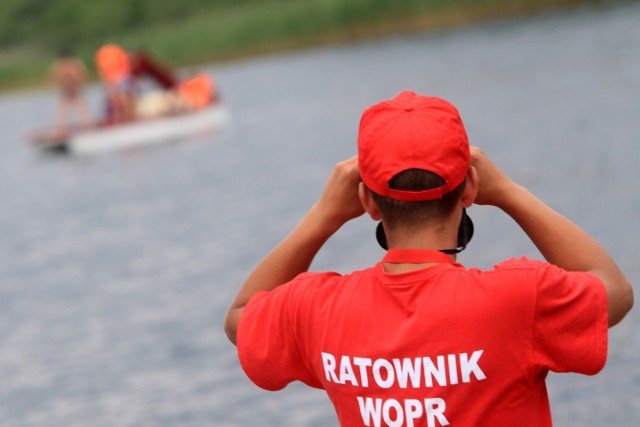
[28,102,230,155]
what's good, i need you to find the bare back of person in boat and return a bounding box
[48,50,92,128]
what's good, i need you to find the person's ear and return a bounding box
[358,182,382,221]
[460,166,479,208]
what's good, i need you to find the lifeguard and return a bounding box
[225,90,633,426]
[94,44,135,123]
[48,48,92,128]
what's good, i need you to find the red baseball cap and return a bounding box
[358,91,470,201]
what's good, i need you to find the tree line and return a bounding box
[0,0,608,91]
[0,0,248,50]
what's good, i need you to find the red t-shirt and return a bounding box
[237,257,607,426]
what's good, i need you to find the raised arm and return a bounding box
[471,147,633,327]
[224,156,365,344]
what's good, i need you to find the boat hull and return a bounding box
[29,104,229,155]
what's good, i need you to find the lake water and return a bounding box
[1,2,639,426]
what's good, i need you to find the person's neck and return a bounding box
[382,219,459,274]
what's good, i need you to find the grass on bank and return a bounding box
[0,0,615,92]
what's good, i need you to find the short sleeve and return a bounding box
[236,276,323,391]
[532,262,608,375]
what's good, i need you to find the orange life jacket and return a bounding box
[178,73,214,109]
[95,44,131,83]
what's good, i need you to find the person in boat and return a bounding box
[96,45,215,122]
[224,91,633,426]
[94,44,136,124]
[134,71,216,119]
[48,48,92,128]
[117,49,217,119]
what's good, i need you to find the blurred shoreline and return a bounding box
[0,0,621,93]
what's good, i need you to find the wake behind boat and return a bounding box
[28,46,228,155]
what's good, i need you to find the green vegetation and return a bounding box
[0,0,613,92]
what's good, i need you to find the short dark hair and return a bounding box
[370,169,465,229]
